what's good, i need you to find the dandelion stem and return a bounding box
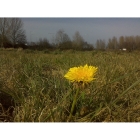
[67,87,79,122]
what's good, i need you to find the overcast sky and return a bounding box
[22,18,140,45]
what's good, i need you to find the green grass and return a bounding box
[0,49,140,122]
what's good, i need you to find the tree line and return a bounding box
[31,30,140,51]
[96,36,140,51]
[1,18,140,51]
[30,29,94,51]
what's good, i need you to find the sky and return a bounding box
[22,18,140,45]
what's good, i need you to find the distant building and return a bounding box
[122,48,127,51]
[120,48,127,51]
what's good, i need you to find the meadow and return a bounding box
[0,48,140,122]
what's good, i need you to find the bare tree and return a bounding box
[107,38,113,50]
[135,35,140,50]
[107,36,118,50]
[37,38,51,50]
[96,39,106,50]
[8,18,26,47]
[55,29,71,49]
[112,36,118,50]
[0,18,26,48]
[55,29,64,45]
[55,29,70,43]
[73,31,84,50]
[0,18,10,47]
[118,36,125,49]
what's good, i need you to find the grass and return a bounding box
[0,49,140,122]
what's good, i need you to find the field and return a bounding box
[0,48,140,122]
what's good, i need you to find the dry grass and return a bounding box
[0,49,140,122]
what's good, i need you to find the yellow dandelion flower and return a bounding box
[64,64,98,84]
